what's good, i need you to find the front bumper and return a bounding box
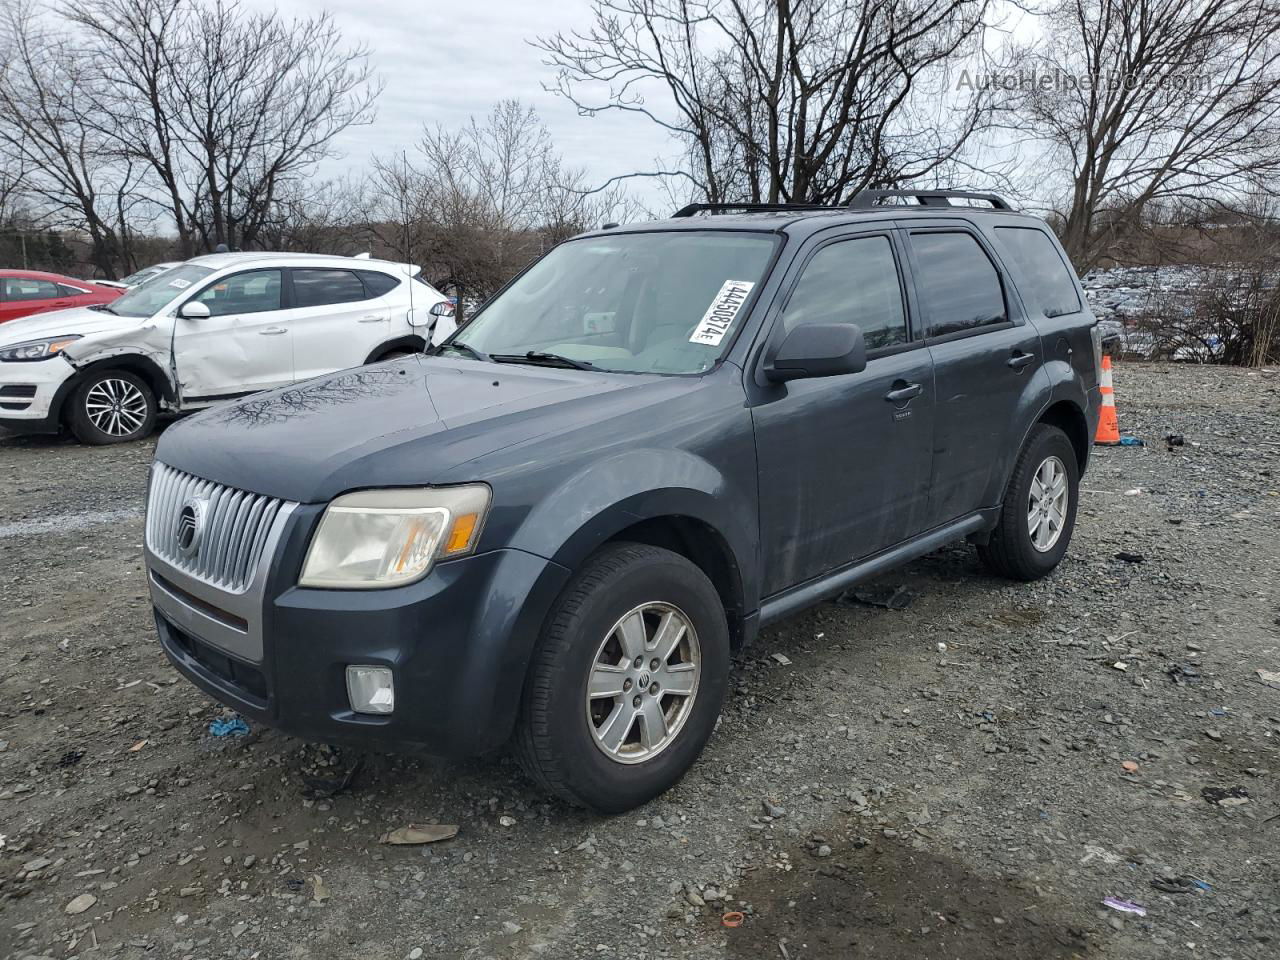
[147,505,571,756]
[0,356,75,432]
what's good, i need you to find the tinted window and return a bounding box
[358,271,400,297]
[994,227,1081,317]
[782,236,907,350]
[293,269,367,307]
[191,270,282,317]
[3,278,59,301]
[911,232,1007,337]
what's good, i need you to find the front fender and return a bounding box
[505,447,759,607]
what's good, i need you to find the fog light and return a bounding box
[346,666,394,715]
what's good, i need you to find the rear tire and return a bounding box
[977,423,1078,581]
[515,543,730,813]
[68,369,156,445]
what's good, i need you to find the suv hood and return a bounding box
[0,305,140,345]
[155,355,679,503]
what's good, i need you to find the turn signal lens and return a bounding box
[443,513,479,555]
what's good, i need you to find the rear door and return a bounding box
[286,268,390,380]
[172,268,293,399]
[1,276,65,322]
[903,226,1044,527]
[752,228,935,595]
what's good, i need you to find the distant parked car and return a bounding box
[96,261,181,290]
[0,252,454,444]
[0,270,122,325]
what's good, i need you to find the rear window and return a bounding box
[292,269,368,307]
[910,232,1007,337]
[3,278,59,301]
[358,271,400,298]
[994,227,1081,318]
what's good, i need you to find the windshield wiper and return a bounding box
[438,340,491,362]
[92,303,118,315]
[490,351,596,371]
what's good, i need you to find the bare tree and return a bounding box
[63,0,380,254]
[536,0,995,206]
[1010,0,1280,271]
[0,1,143,277]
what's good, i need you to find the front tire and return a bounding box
[515,543,730,813]
[977,423,1079,580]
[68,369,156,445]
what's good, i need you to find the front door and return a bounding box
[752,230,935,597]
[173,268,293,400]
[903,228,1045,527]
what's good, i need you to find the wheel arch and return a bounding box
[58,354,175,425]
[363,335,426,365]
[1036,399,1090,475]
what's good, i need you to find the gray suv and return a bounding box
[143,190,1102,813]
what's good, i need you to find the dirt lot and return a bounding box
[2,362,1278,960]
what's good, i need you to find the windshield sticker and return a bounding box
[168,278,192,289]
[689,280,755,346]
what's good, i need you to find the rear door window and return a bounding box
[781,235,908,351]
[909,232,1008,338]
[993,227,1081,317]
[57,283,88,296]
[292,269,368,307]
[3,278,60,301]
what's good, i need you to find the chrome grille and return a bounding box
[146,462,289,593]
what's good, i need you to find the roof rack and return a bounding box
[671,202,835,218]
[848,189,1014,211]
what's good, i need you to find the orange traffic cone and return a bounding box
[1095,354,1121,445]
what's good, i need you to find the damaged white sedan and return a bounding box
[0,252,455,444]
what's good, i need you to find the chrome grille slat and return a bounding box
[146,463,291,594]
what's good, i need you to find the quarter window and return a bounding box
[994,227,1081,317]
[781,235,908,351]
[3,278,60,301]
[292,269,367,307]
[191,270,282,317]
[358,271,400,298]
[57,283,88,297]
[910,232,1007,337]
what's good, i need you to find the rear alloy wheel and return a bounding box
[68,369,157,444]
[515,543,730,813]
[977,423,1079,580]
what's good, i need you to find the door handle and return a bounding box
[884,381,923,403]
[259,327,287,336]
[358,314,384,323]
[1007,350,1036,370]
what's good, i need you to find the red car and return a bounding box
[0,270,122,324]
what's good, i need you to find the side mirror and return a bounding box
[765,323,867,382]
[179,300,211,320]
[428,301,455,318]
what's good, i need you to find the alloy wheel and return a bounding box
[1027,454,1069,552]
[84,378,148,437]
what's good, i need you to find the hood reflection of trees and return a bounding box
[212,366,417,428]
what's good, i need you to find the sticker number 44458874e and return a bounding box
[688,280,756,347]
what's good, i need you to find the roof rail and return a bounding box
[849,189,1015,211]
[672,202,835,218]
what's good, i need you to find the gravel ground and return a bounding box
[2,361,1278,960]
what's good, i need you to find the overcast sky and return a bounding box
[247,0,678,208]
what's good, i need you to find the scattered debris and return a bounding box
[128,739,148,752]
[380,824,459,845]
[499,815,517,827]
[57,750,85,768]
[1201,785,1249,806]
[1151,875,1209,895]
[1102,897,1147,917]
[836,584,915,611]
[1115,551,1145,563]
[722,911,745,928]
[64,893,97,915]
[1167,663,1202,685]
[1118,435,1144,446]
[1124,488,1143,495]
[770,653,792,666]
[302,756,364,799]
[1256,668,1280,688]
[311,874,330,903]
[1122,761,1139,773]
[209,714,249,737]
[1165,433,1185,450]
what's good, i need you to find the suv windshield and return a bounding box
[450,231,778,374]
[106,264,215,318]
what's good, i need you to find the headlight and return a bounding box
[0,335,83,362]
[299,484,491,589]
